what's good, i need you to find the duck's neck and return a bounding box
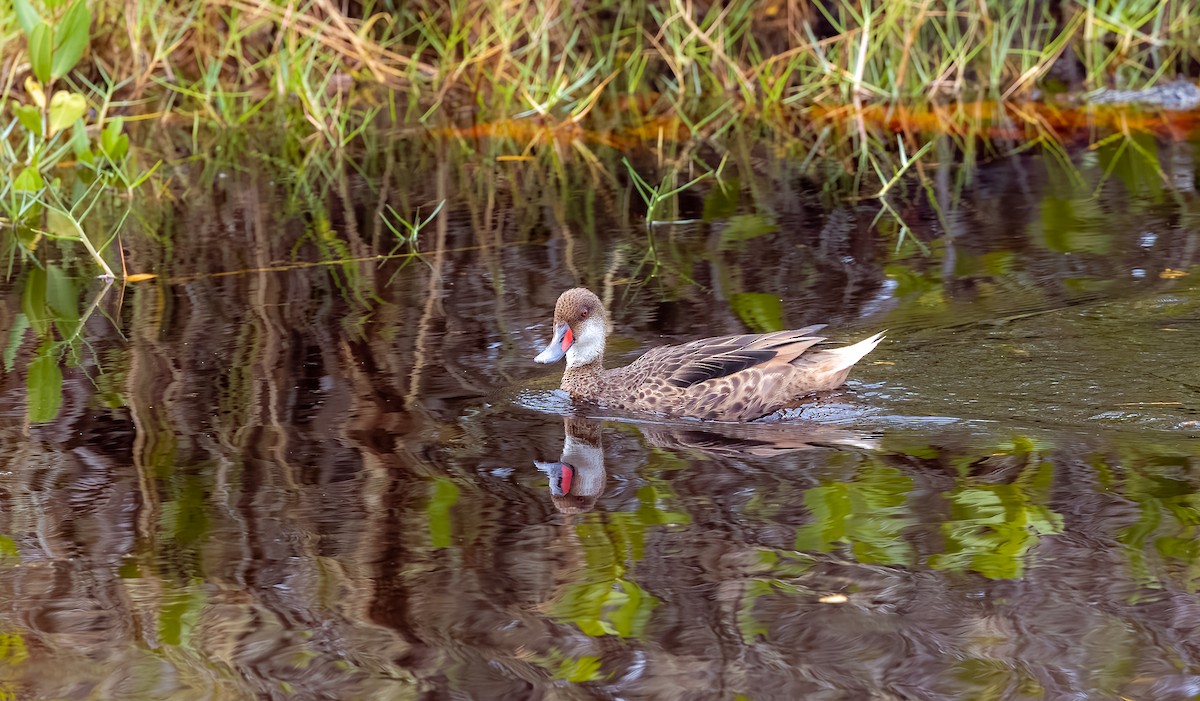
[562,360,605,392]
[562,319,607,393]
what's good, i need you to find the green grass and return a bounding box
[1,0,1198,277]
[6,0,1199,126]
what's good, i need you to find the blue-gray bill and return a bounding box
[534,322,572,364]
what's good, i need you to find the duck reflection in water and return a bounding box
[535,418,607,515]
[536,417,878,514]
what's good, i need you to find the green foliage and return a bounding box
[25,340,63,423]
[931,460,1064,580]
[382,199,446,254]
[794,464,915,566]
[157,585,207,647]
[1,0,152,278]
[7,265,112,424]
[13,0,91,82]
[1119,465,1200,591]
[549,485,688,639]
[933,484,1063,579]
[623,157,713,228]
[553,655,603,683]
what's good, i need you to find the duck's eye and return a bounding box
[581,307,590,319]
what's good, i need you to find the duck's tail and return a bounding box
[815,331,886,373]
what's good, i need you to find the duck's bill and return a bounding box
[534,323,573,363]
[535,460,574,496]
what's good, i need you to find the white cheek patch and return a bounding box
[565,317,606,368]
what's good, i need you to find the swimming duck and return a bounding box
[534,288,884,422]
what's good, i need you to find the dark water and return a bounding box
[2,124,1200,700]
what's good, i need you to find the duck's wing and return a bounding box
[633,326,827,389]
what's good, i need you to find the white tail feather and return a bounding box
[818,331,885,372]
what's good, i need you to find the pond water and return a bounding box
[1,116,1199,700]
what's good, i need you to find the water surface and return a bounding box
[1,122,1199,700]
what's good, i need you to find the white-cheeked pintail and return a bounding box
[534,288,884,422]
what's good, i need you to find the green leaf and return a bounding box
[51,0,91,79]
[107,133,129,161]
[70,119,94,163]
[4,314,31,372]
[27,342,63,423]
[44,264,80,338]
[13,102,44,136]
[794,466,916,566]
[22,267,49,335]
[47,91,86,136]
[730,292,784,333]
[13,166,44,192]
[100,117,128,160]
[28,22,53,84]
[13,0,42,35]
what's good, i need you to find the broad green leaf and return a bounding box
[47,91,86,136]
[22,268,49,335]
[13,166,44,192]
[108,133,129,161]
[100,117,128,160]
[28,22,53,84]
[45,264,80,338]
[730,292,784,333]
[4,314,31,372]
[51,0,91,79]
[12,102,43,136]
[13,0,42,35]
[70,119,94,163]
[27,343,63,423]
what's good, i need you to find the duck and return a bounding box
[534,288,884,422]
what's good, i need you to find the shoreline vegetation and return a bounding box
[1,0,1199,277]
[2,0,1196,120]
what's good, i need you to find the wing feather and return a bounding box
[626,325,828,389]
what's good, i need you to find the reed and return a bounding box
[2,0,1197,276]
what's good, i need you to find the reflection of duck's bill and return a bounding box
[534,323,573,364]
[535,460,574,496]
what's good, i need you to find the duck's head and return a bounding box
[534,288,608,368]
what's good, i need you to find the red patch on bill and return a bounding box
[561,326,574,352]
